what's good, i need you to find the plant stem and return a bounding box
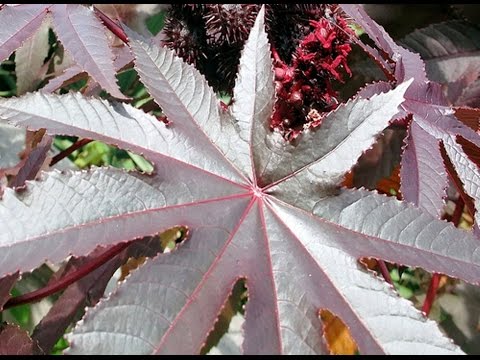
[378,260,393,285]
[421,196,465,316]
[450,196,466,226]
[50,138,93,166]
[3,242,129,309]
[421,273,441,316]
[449,178,475,220]
[93,6,129,45]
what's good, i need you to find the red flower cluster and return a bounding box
[271,8,354,140]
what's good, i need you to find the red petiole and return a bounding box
[50,138,93,166]
[93,6,129,45]
[3,242,129,309]
[421,196,465,316]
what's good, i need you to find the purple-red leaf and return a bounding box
[231,6,275,183]
[311,189,480,284]
[454,107,480,133]
[267,80,412,206]
[0,4,126,98]
[50,4,126,99]
[0,4,48,62]
[1,6,476,356]
[346,7,480,221]
[31,245,128,354]
[0,323,41,355]
[42,39,133,95]
[399,25,480,222]
[0,273,18,311]
[400,119,447,217]
[340,4,428,83]
[14,15,51,95]
[399,21,480,85]
[0,92,245,184]
[270,196,465,354]
[350,10,480,222]
[355,81,394,100]
[41,65,85,94]
[400,82,480,216]
[9,134,52,188]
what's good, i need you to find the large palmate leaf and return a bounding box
[1,7,479,355]
[0,4,125,99]
[342,5,480,220]
[399,21,480,86]
[399,21,480,109]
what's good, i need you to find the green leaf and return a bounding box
[145,10,166,36]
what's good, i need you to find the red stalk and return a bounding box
[421,197,465,316]
[378,260,393,285]
[50,138,93,166]
[421,273,441,316]
[93,6,129,45]
[3,242,129,309]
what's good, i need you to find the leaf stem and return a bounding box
[50,138,93,166]
[421,273,441,316]
[421,197,465,316]
[93,6,129,45]
[3,242,129,310]
[450,196,466,227]
[377,260,393,285]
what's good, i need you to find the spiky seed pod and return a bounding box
[204,4,259,46]
[202,4,260,91]
[162,17,207,68]
[162,4,210,75]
